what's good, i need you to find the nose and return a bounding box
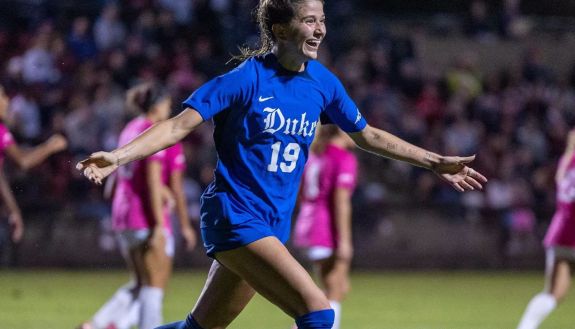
[314,23,325,37]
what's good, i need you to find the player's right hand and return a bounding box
[181,224,197,251]
[76,151,119,185]
[47,134,68,152]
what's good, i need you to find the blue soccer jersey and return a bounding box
[183,53,366,255]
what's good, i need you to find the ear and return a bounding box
[272,23,288,41]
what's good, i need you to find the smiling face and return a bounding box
[275,0,326,66]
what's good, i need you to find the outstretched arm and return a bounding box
[77,108,204,184]
[348,125,487,192]
[5,134,67,171]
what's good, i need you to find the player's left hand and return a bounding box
[8,211,24,243]
[181,224,197,251]
[432,155,487,192]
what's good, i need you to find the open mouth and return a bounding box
[305,39,321,49]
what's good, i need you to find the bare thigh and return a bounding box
[544,248,573,301]
[215,236,330,319]
[191,260,256,329]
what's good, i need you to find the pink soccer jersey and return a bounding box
[294,143,358,249]
[544,154,575,248]
[0,123,15,164]
[112,117,171,232]
[161,142,186,184]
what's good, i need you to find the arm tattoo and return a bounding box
[119,145,144,163]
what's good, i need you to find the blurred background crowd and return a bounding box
[1,0,575,270]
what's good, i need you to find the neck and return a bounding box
[331,135,353,150]
[144,113,159,123]
[272,46,306,72]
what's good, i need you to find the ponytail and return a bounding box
[232,0,321,63]
[126,83,168,114]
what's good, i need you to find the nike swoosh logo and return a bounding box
[259,96,274,102]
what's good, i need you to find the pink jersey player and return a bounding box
[544,154,575,249]
[112,117,172,232]
[518,130,575,329]
[0,123,15,163]
[0,86,67,245]
[294,143,358,249]
[78,83,197,329]
[162,142,186,184]
[293,126,358,329]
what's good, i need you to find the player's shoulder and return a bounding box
[0,122,13,145]
[307,60,344,95]
[307,60,338,80]
[222,55,267,86]
[233,55,267,73]
[121,117,151,137]
[126,116,148,129]
[326,144,357,164]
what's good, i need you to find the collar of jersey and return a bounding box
[264,52,313,78]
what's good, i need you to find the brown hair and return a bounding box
[233,0,323,62]
[125,83,168,114]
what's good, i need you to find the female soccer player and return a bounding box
[79,83,196,329]
[516,129,575,329]
[0,85,67,244]
[293,125,357,329]
[77,1,487,328]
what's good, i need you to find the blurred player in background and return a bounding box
[0,85,67,250]
[516,128,575,329]
[162,141,198,253]
[77,1,487,328]
[293,124,358,329]
[79,83,196,329]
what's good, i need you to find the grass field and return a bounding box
[0,270,573,329]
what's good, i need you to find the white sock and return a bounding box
[138,286,164,329]
[517,293,557,329]
[115,299,141,329]
[330,300,341,329]
[92,282,137,329]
